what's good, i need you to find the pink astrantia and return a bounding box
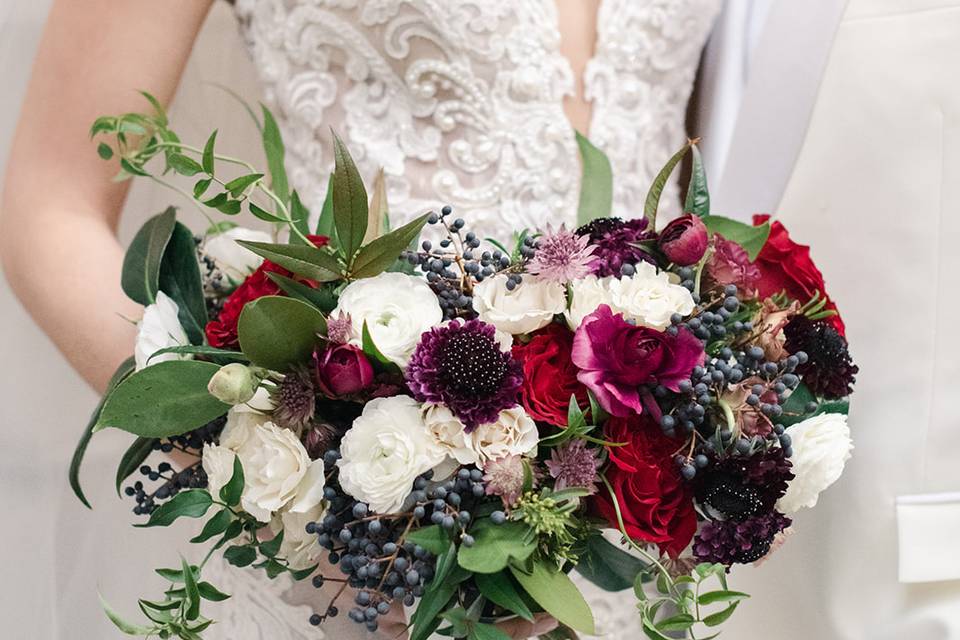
[526,225,598,283]
[571,305,705,417]
[545,439,602,494]
[483,454,526,507]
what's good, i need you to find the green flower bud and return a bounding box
[207,363,260,405]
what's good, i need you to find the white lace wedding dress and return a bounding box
[205,1,721,638]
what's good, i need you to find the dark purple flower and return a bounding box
[406,319,522,431]
[783,315,858,399]
[545,439,602,493]
[576,217,656,277]
[271,367,316,431]
[314,343,375,398]
[571,305,704,417]
[695,449,794,520]
[707,236,761,293]
[693,511,792,566]
[658,214,709,266]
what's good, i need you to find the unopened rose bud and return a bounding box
[658,214,709,266]
[208,363,260,405]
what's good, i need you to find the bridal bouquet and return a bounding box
[71,95,857,640]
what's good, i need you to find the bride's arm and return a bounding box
[0,0,213,393]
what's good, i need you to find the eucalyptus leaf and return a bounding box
[457,521,535,574]
[350,213,430,279]
[121,207,176,305]
[237,296,326,371]
[644,141,694,227]
[136,490,213,528]
[159,221,207,345]
[575,534,650,592]
[575,131,613,227]
[474,572,534,621]
[509,560,595,635]
[236,240,342,283]
[331,131,368,259]
[115,436,158,497]
[702,215,771,262]
[684,144,710,217]
[95,360,229,438]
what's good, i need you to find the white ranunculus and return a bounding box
[231,421,324,522]
[219,407,270,450]
[134,292,190,370]
[606,262,696,330]
[474,274,566,335]
[564,275,614,330]
[777,413,853,513]
[272,503,327,570]
[468,406,539,464]
[337,396,446,514]
[204,227,273,281]
[201,443,236,502]
[423,403,479,466]
[333,272,443,367]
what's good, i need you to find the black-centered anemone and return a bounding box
[406,319,522,431]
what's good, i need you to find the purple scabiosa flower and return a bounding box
[693,511,792,565]
[545,439,602,493]
[575,217,656,277]
[695,448,794,520]
[527,225,598,283]
[783,315,858,399]
[271,368,316,433]
[483,454,526,507]
[405,319,523,431]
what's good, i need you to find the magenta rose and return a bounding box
[314,343,374,398]
[571,305,704,417]
[658,214,708,266]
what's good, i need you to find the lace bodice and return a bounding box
[234,0,720,238]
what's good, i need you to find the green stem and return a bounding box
[147,176,216,228]
[718,398,737,435]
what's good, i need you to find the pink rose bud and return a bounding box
[658,214,709,266]
[315,343,374,397]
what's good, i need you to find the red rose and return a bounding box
[511,323,587,427]
[752,215,845,335]
[205,235,329,348]
[592,415,697,558]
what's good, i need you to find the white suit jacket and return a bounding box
[701,0,960,637]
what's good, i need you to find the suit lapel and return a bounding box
[711,0,850,216]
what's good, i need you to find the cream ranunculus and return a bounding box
[337,396,446,513]
[474,274,566,335]
[564,275,614,330]
[422,403,479,466]
[203,226,273,281]
[467,406,539,465]
[201,443,236,502]
[777,413,853,513]
[333,272,443,367]
[606,262,695,330]
[134,291,190,370]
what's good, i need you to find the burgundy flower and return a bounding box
[571,305,704,417]
[406,319,522,430]
[314,343,374,398]
[658,214,709,266]
[693,511,792,566]
[707,236,761,294]
[695,449,794,520]
[511,323,588,427]
[576,217,656,277]
[783,315,858,399]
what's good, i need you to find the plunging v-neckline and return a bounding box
[553,0,603,136]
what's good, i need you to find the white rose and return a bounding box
[219,407,270,450]
[564,275,614,330]
[468,406,539,464]
[777,413,853,513]
[272,503,327,570]
[201,443,236,502]
[474,274,566,335]
[204,226,273,281]
[606,262,695,330]
[232,421,324,522]
[134,291,190,370]
[333,272,443,367]
[423,403,479,466]
[337,396,446,513]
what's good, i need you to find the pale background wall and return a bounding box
[0,2,264,637]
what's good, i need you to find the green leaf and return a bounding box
[259,531,284,558]
[289,190,312,245]
[702,215,771,262]
[780,382,849,427]
[265,272,328,310]
[147,344,247,365]
[139,90,168,125]
[201,130,217,174]
[197,582,231,602]
[224,173,264,198]
[248,201,288,224]
[289,564,319,581]
[136,490,213,528]
[457,521,536,574]
[410,545,465,640]
[159,221,208,345]
[261,104,289,207]
[684,144,710,217]
[193,178,212,199]
[224,545,257,568]
[96,361,229,438]
[509,560,595,635]
[474,572,534,621]
[575,132,613,227]
[168,154,204,177]
[703,602,740,627]
[121,207,177,305]
[237,296,326,370]
[575,533,650,592]
[331,131,368,259]
[181,557,201,620]
[469,623,512,640]
[220,456,244,506]
[97,142,114,160]
[315,174,336,239]
[350,213,430,279]
[644,140,694,227]
[361,321,399,370]
[99,593,156,635]
[120,157,150,177]
[216,199,242,215]
[190,509,233,544]
[655,613,695,632]
[697,590,750,606]
[70,356,135,508]
[236,241,342,283]
[115,436,158,497]
[405,525,450,556]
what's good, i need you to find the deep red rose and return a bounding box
[511,323,587,427]
[205,235,329,348]
[314,343,374,397]
[752,215,844,335]
[592,415,697,558]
